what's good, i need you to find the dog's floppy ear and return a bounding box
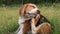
[19,4,28,17]
[19,3,38,17]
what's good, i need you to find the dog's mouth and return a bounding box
[24,10,40,19]
[24,13,36,18]
[28,13,36,17]
[24,11,39,18]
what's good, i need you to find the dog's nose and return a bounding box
[37,10,40,14]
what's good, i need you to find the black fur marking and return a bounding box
[36,15,51,27]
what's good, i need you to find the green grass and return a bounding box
[0,4,60,34]
[0,7,19,34]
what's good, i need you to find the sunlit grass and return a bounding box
[0,7,19,34]
[0,4,60,34]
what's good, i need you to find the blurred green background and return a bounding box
[0,0,60,34]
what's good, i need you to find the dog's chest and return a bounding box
[18,17,31,25]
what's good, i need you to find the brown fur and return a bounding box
[31,15,51,34]
[23,20,31,34]
[19,3,38,34]
[19,3,52,34]
[37,23,51,34]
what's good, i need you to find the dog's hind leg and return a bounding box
[37,23,52,34]
[31,18,51,34]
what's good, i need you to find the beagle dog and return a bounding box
[16,3,52,34]
[16,3,39,34]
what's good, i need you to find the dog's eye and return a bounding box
[25,13,30,16]
[26,13,30,15]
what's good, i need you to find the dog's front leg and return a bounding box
[35,14,40,25]
[31,18,38,34]
[31,14,40,34]
[17,24,24,34]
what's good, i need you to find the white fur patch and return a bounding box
[18,17,26,25]
[16,17,25,34]
[17,24,24,34]
[28,8,37,13]
[18,17,30,25]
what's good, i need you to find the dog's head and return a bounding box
[19,3,40,19]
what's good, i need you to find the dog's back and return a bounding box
[36,15,51,27]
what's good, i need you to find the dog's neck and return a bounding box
[18,17,30,24]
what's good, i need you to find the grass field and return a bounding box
[0,4,60,34]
